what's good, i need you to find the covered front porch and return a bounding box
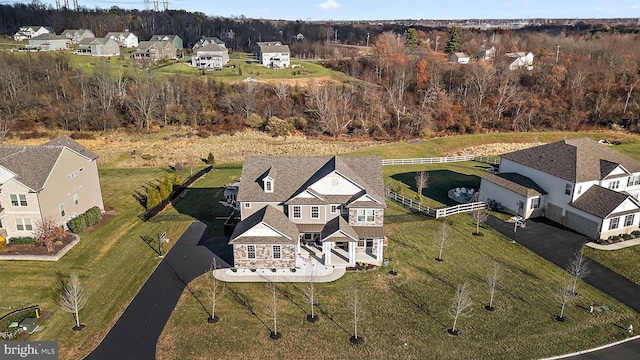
[297,238,383,267]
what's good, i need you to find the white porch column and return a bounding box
[348,242,356,264]
[377,238,384,260]
[323,242,331,265]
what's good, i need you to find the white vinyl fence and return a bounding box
[384,188,486,219]
[381,155,500,166]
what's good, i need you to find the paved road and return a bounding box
[85,222,226,360]
[567,337,640,359]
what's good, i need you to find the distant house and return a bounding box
[191,44,229,70]
[449,52,470,64]
[296,33,305,41]
[506,51,534,70]
[480,138,640,240]
[77,37,120,56]
[134,40,177,61]
[13,26,52,41]
[27,34,68,51]
[0,136,104,240]
[255,41,290,68]
[105,31,139,48]
[476,46,496,61]
[229,156,385,269]
[193,36,226,50]
[60,29,95,44]
[149,34,183,50]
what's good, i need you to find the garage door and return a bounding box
[546,203,563,224]
[565,211,600,239]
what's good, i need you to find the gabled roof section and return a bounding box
[43,135,98,160]
[229,205,298,244]
[321,216,359,242]
[237,156,385,207]
[483,173,547,197]
[570,185,640,219]
[501,138,640,183]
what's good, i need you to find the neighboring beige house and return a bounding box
[26,34,68,51]
[105,31,139,48]
[192,44,229,70]
[476,46,496,61]
[255,41,290,68]
[134,40,177,61]
[230,156,386,269]
[77,37,120,56]
[481,138,640,240]
[60,29,95,44]
[149,34,183,50]
[449,52,470,64]
[506,51,534,70]
[0,136,104,241]
[14,26,52,41]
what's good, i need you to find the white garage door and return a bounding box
[546,203,563,224]
[564,211,599,239]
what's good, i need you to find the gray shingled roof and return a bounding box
[483,173,547,197]
[321,216,359,242]
[0,135,97,191]
[257,42,290,53]
[570,185,639,219]
[228,205,299,244]
[195,44,227,53]
[501,138,640,182]
[237,156,385,208]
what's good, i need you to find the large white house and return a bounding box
[105,31,139,48]
[14,26,52,41]
[191,44,229,70]
[481,138,640,240]
[254,41,290,68]
[229,156,385,269]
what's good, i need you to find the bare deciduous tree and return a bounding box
[471,207,489,236]
[349,284,364,344]
[485,263,501,311]
[435,220,453,262]
[265,281,281,339]
[555,280,577,322]
[415,171,429,197]
[448,283,473,335]
[207,258,225,323]
[58,274,88,330]
[34,217,66,252]
[303,267,319,322]
[566,250,590,295]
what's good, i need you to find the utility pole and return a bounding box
[163,0,168,11]
[55,0,60,10]
[334,30,338,43]
[153,0,159,12]
[555,45,560,64]
[73,0,78,11]
[366,32,370,47]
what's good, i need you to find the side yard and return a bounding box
[583,246,640,286]
[156,161,640,359]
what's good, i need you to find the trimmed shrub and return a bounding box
[67,216,87,234]
[84,206,102,227]
[9,237,35,245]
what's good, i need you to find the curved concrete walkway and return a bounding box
[586,238,640,250]
[214,262,346,283]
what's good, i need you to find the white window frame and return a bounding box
[577,185,582,195]
[19,194,27,207]
[73,194,79,206]
[625,214,635,227]
[530,198,540,210]
[273,245,281,259]
[609,180,620,190]
[60,203,66,217]
[357,240,365,247]
[244,202,251,209]
[247,245,256,259]
[565,183,572,196]
[356,209,375,223]
[628,175,640,187]
[292,206,301,219]
[331,205,339,214]
[609,217,620,230]
[10,194,18,207]
[15,218,32,231]
[311,206,319,219]
[265,180,273,193]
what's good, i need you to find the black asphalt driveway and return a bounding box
[485,216,640,314]
[85,221,225,360]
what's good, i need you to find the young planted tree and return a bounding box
[266,281,281,339]
[349,285,364,344]
[435,220,453,262]
[448,283,473,336]
[58,273,88,331]
[34,217,66,252]
[485,263,502,311]
[566,250,590,295]
[555,280,578,322]
[207,258,225,323]
[471,207,489,236]
[415,171,429,198]
[303,268,319,322]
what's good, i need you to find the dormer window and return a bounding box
[263,176,274,193]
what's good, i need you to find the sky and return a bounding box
[35,0,640,20]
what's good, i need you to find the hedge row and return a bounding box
[146,172,182,210]
[0,307,38,332]
[67,206,102,234]
[8,237,35,245]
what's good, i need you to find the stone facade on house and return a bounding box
[232,244,296,269]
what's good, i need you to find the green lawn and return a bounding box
[583,246,640,286]
[157,161,640,360]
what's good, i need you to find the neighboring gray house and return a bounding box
[77,37,120,56]
[14,26,52,41]
[105,31,138,48]
[193,36,226,50]
[149,34,183,50]
[255,41,290,68]
[506,51,534,70]
[449,52,470,64]
[0,136,104,241]
[191,44,229,70]
[134,40,176,61]
[27,34,68,51]
[60,29,95,44]
[481,138,640,240]
[230,156,386,269]
[476,46,496,61]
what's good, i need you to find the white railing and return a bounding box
[385,188,486,219]
[381,155,500,166]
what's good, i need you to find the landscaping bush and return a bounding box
[622,233,632,240]
[0,307,38,332]
[84,206,102,227]
[9,237,35,245]
[67,216,87,234]
[632,230,640,237]
[67,206,103,233]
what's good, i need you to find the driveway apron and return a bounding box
[85,221,213,360]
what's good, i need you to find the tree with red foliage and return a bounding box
[34,218,65,252]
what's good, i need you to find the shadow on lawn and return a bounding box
[391,169,481,206]
[228,285,271,331]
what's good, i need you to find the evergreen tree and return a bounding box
[404,28,419,48]
[445,27,461,55]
